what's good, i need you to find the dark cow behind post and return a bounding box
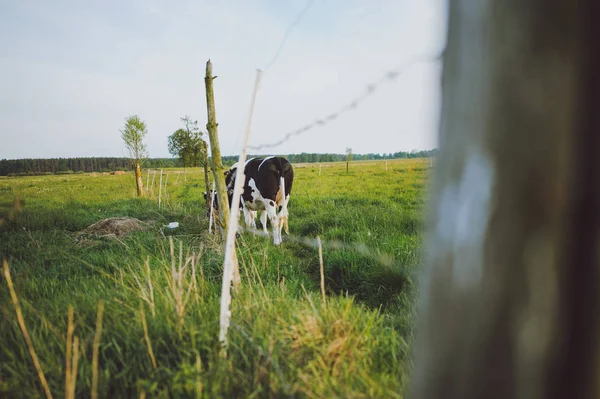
[224,156,294,245]
[203,190,217,217]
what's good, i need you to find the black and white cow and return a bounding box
[225,156,293,245]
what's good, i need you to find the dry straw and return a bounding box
[65,305,81,399]
[317,236,326,306]
[3,260,53,399]
[65,306,74,397]
[66,336,80,399]
[91,300,105,399]
[140,306,157,369]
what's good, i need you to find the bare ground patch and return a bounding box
[75,217,154,245]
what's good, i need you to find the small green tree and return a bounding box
[168,128,194,167]
[120,115,148,197]
[167,116,206,168]
[167,116,210,203]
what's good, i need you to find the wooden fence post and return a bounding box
[205,60,240,289]
[164,173,169,206]
[205,60,231,237]
[151,170,156,198]
[158,169,163,208]
[411,1,600,399]
[146,169,150,195]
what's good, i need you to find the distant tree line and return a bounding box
[0,157,180,176]
[221,149,439,166]
[0,149,438,176]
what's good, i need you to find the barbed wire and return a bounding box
[248,51,443,151]
[232,0,314,151]
[263,0,315,72]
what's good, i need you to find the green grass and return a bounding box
[0,159,430,398]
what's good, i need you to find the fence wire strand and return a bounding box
[263,0,315,71]
[233,0,314,151]
[237,226,398,268]
[249,51,443,151]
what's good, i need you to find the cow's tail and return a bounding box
[279,175,290,235]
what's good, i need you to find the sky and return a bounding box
[0,0,446,159]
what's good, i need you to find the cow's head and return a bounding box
[204,190,218,208]
[224,167,236,185]
[223,167,237,205]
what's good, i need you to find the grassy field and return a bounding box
[0,158,430,398]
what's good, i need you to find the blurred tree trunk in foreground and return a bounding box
[411,1,599,398]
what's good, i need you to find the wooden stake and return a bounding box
[204,59,241,287]
[158,169,163,208]
[151,170,156,198]
[164,173,169,206]
[317,237,326,306]
[146,169,150,194]
[205,60,231,236]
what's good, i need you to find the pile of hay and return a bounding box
[76,217,152,243]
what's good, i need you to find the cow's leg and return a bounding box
[260,211,268,234]
[242,203,257,229]
[263,199,281,245]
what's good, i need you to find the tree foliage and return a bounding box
[120,115,148,163]
[167,116,207,168]
[120,114,148,196]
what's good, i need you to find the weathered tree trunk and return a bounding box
[134,162,143,197]
[411,1,599,399]
[205,61,230,235]
[205,60,240,287]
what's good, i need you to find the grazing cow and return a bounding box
[225,156,293,245]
